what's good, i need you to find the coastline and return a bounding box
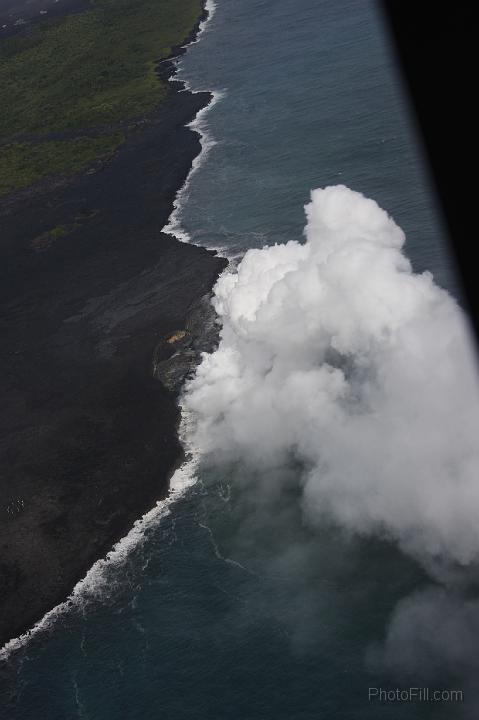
[163,0,224,246]
[0,1,226,651]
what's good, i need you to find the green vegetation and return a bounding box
[0,135,123,195]
[30,215,100,252]
[30,209,101,251]
[0,0,203,195]
[48,225,70,240]
[30,224,73,252]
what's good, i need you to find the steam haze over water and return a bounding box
[1,2,475,719]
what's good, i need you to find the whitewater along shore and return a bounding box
[0,5,226,648]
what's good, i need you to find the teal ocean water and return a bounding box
[0,1,468,719]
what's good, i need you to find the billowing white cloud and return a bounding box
[184,185,479,566]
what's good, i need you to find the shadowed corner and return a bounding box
[380,1,478,345]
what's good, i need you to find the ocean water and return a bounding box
[173,0,456,294]
[0,1,466,719]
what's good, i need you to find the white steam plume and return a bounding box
[184,185,479,566]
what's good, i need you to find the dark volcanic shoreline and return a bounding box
[0,6,226,649]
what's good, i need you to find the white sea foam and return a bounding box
[163,89,226,244]
[0,415,200,661]
[161,0,229,250]
[195,0,217,43]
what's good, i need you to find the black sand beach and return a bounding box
[0,9,226,648]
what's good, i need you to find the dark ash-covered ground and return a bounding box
[0,69,226,647]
